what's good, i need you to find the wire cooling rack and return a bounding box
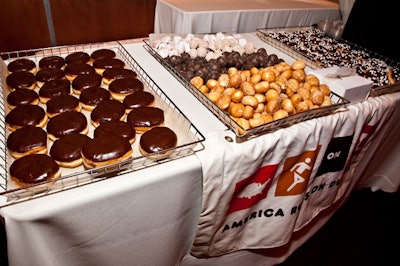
[0,41,205,207]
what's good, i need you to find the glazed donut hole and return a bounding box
[187,58,332,130]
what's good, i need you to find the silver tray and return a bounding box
[0,41,205,207]
[256,27,400,97]
[143,37,349,142]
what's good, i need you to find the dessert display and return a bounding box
[49,133,91,168]
[10,154,61,187]
[145,32,347,139]
[256,27,400,90]
[0,43,204,201]
[7,88,39,109]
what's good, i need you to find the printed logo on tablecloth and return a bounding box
[226,164,279,214]
[275,146,321,196]
[315,135,354,177]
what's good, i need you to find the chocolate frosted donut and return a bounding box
[82,134,133,168]
[123,91,155,112]
[71,73,103,95]
[102,68,137,85]
[7,88,39,109]
[6,71,36,91]
[39,55,65,70]
[39,79,71,103]
[5,104,47,131]
[10,154,61,186]
[35,68,65,87]
[79,86,111,111]
[93,58,125,75]
[109,77,144,101]
[126,106,164,133]
[65,51,90,64]
[94,120,136,144]
[46,95,81,117]
[7,126,48,159]
[139,126,177,158]
[90,48,116,61]
[46,110,88,141]
[64,62,95,81]
[7,58,37,73]
[90,99,126,127]
[50,133,91,168]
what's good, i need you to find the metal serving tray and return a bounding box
[256,27,400,97]
[143,35,349,142]
[0,41,205,207]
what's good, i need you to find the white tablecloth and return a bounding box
[154,0,341,34]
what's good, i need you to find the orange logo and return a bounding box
[275,146,321,196]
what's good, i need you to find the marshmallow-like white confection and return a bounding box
[205,51,215,61]
[188,49,197,59]
[197,47,207,57]
[238,38,247,47]
[160,36,172,43]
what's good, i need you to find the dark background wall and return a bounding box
[0,0,156,52]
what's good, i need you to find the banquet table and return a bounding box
[154,0,341,34]
[1,33,400,266]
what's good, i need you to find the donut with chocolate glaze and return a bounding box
[46,95,81,117]
[71,73,102,95]
[102,68,137,85]
[7,88,39,109]
[64,62,96,81]
[39,79,71,103]
[39,55,65,70]
[5,104,48,131]
[65,51,90,65]
[7,126,48,159]
[7,58,37,74]
[81,134,133,169]
[93,58,125,75]
[6,71,36,91]
[94,120,136,144]
[108,77,144,101]
[35,68,65,87]
[79,86,111,111]
[139,126,177,159]
[123,91,155,112]
[126,106,164,133]
[46,110,88,141]
[50,133,91,168]
[90,99,126,127]
[10,154,61,187]
[90,48,116,61]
